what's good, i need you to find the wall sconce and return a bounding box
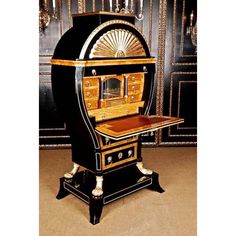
[39,0,50,34]
[51,0,58,20]
[186,10,197,53]
[39,0,59,34]
[111,0,144,21]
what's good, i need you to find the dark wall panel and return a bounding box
[158,0,197,145]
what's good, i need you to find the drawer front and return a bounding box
[127,73,144,84]
[99,135,138,150]
[83,88,99,98]
[128,94,142,103]
[83,77,99,110]
[102,143,137,170]
[84,99,99,110]
[83,77,99,88]
[128,84,142,95]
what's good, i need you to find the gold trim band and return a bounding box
[51,58,156,67]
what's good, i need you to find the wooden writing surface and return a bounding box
[95,115,184,140]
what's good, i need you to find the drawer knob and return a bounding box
[105,137,110,145]
[87,102,91,108]
[86,91,91,97]
[92,69,97,75]
[85,81,90,86]
[107,156,112,164]
[128,150,133,157]
[118,152,123,159]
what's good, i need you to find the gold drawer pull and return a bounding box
[86,91,91,97]
[85,81,90,86]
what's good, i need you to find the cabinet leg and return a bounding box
[92,176,103,197]
[64,162,80,179]
[56,178,70,199]
[148,172,165,193]
[136,161,153,175]
[89,196,103,225]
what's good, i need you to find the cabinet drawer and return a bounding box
[127,73,144,83]
[128,84,142,94]
[83,77,99,88]
[84,99,99,110]
[128,94,142,102]
[83,88,99,98]
[102,143,137,170]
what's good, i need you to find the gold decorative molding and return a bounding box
[89,29,146,58]
[72,11,134,17]
[148,0,153,50]
[51,58,156,67]
[156,0,167,145]
[159,141,197,145]
[79,20,149,59]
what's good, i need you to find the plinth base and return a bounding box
[56,164,164,225]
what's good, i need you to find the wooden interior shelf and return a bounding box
[95,115,184,140]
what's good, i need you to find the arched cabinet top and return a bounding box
[52,19,151,61]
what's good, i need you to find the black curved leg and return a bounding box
[148,172,165,193]
[89,196,103,225]
[56,177,70,199]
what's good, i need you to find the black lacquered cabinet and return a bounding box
[52,11,184,224]
[39,0,197,147]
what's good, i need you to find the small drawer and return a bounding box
[83,88,99,98]
[84,99,98,110]
[128,84,141,94]
[127,73,144,83]
[128,94,142,102]
[83,77,99,87]
[102,144,137,170]
[99,135,138,150]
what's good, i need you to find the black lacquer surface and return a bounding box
[56,164,164,225]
